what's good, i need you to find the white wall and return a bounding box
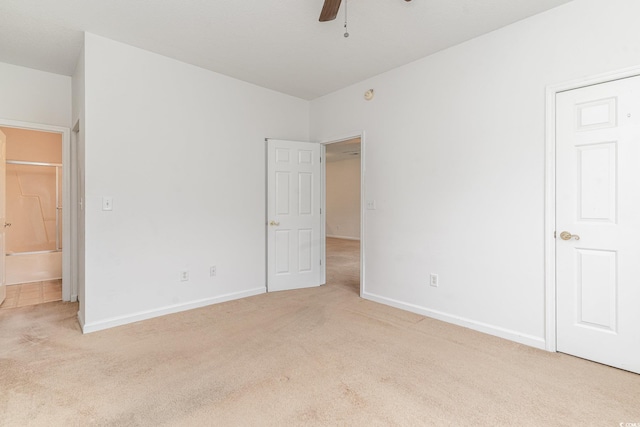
[72,45,85,130]
[310,0,640,348]
[0,62,71,127]
[81,34,309,331]
[326,157,360,240]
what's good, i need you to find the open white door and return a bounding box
[556,75,640,374]
[267,139,322,292]
[0,129,6,305]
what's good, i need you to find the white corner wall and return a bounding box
[0,62,71,127]
[326,158,361,240]
[81,33,309,331]
[72,41,86,323]
[310,0,640,348]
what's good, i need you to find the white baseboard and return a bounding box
[81,287,266,334]
[362,291,546,350]
[326,235,360,241]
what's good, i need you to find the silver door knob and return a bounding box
[269,220,280,226]
[560,231,579,241]
[3,223,11,228]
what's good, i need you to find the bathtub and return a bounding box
[5,251,62,285]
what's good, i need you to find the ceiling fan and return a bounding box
[319,0,412,22]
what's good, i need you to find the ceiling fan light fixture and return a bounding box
[319,0,342,22]
[343,0,349,38]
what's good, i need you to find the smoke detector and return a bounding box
[364,89,374,101]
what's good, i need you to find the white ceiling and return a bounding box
[0,0,573,100]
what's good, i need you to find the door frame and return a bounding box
[320,131,365,296]
[544,65,640,352]
[0,118,74,301]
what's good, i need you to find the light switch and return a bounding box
[102,196,113,211]
[366,200,376,210]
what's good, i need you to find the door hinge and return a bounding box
[320,259,322,265]
[320,208,322,214]
[554,231,556,239]
[320,156,322,163]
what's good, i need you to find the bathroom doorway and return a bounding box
[0,126,63,309]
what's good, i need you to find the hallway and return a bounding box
[326,237,360,294]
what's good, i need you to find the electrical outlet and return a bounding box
[180,271,189,282]
[210,266,217,277]
[429,273,438,287]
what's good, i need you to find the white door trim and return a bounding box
[320,131,365,296]
[0,118,74,301]
[545,65,640,352]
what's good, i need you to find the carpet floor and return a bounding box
[1,238,639,426]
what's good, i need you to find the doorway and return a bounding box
[264,136,365,295]
[0,126,62,308]
[0,120,73,310]
[546,69,640,374]
[322,136,363,295]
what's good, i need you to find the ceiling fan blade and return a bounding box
[319,0,342,22]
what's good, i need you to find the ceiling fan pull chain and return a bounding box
[344,0,349,37]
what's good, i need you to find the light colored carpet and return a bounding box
[1,238,639,426]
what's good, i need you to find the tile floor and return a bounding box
[0,279,62,309]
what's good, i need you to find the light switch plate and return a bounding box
[102,196,113,211]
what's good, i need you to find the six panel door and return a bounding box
[556,76,640,374]
[267,139,321,292]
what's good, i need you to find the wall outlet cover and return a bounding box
[429,273,438,287]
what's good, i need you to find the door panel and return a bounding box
[556,75,640,374]
[267,139,322,291]
[575,249,617,331]
[577,143,616,222]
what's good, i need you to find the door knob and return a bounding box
[269,220,280,226]
[3,223,11,228]
[559,231,580,241]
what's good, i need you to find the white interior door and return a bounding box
[267,139,322,292]
[0,129,6,305]
[556,75,640,374]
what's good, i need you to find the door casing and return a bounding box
[0,118,74,301]
[544,65,640,352]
